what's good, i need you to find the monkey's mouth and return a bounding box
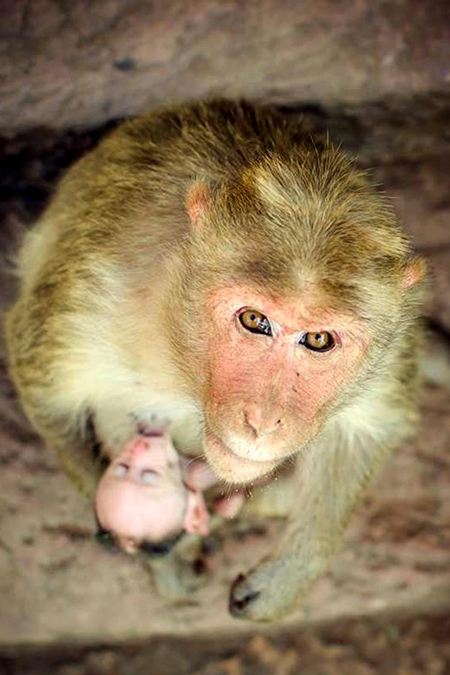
[203,430,279,484]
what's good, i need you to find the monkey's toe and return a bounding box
[228,573,261,617]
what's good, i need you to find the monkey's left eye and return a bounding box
[113,463,129,477]
[238,309,273,336]
[299,331,335,353]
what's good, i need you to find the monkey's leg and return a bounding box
[17,399,100,498]
[229,431,390,621]
[18,387,100,497]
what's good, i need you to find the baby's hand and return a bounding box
[213,491,245,518]
[184,459,245,519]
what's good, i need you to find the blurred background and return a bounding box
[0,1,449,673]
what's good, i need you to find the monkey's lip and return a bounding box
[203,430,278,484]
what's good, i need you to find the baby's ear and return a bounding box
[213,492,245,518]
[117,536,140,554]
[183,489,210,536]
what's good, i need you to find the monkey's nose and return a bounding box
[243,409,283,438]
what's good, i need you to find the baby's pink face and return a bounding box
[95,434,209,553]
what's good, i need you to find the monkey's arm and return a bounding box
[5,296,103,498]
[229,426,393,621]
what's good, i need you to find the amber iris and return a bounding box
[300,331,334,352]
[239,310,272,336]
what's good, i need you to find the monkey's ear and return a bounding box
[402,256,427,289]
[186,180,212,229]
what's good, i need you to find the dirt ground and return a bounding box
[0,127,449,674]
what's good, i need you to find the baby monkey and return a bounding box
[96,429,244,554]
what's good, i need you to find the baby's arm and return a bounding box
[183,459,245,519]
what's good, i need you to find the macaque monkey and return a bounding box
[5,100,427,621]
[96,430,244,554]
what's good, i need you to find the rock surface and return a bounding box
[0,0,449,131]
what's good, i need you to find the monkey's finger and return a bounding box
[228,573,261,617]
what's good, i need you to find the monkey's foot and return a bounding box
[229,558,309,622]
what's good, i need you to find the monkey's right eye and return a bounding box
[140,469,160,485]
[238,309,273,336]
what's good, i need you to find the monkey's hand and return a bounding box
[229,552,324,621]
[228,430,393,621]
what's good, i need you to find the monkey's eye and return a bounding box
[140,469,160,485]
[238,309,273,336]
[113,463,129,477]
[299,331,335,353]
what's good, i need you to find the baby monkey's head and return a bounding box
[94,433,210,554]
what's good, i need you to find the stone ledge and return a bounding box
[0,0,449,131]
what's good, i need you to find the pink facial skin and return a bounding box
[201,285,371,483]
[95,433,244,554]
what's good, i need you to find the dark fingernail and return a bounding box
[229,574,260,615]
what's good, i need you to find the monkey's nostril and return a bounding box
[243,411,283,438]
[243,411,259,437]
